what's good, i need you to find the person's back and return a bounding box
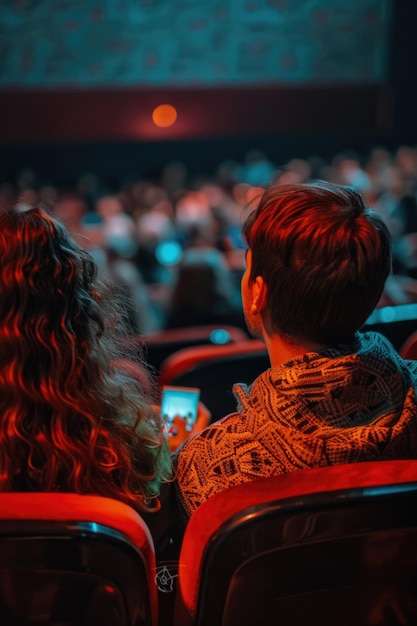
[164,247,245,330]
[0,206,172,556]
[173,181,417,529]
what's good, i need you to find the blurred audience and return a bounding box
[3,143,417,332]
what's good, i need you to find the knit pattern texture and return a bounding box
[175,332,417,516]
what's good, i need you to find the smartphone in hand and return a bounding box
[160,385,201,436]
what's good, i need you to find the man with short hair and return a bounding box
[174,181,417,521]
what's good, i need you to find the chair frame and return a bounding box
[159,339,266,387]
[176,460,417,626]
[0,493,159,626]
[137,325,250,371]
[399,329,417,359]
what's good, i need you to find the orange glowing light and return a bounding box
[152,104,177,128]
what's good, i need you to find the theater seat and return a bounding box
[364,303,417,350]
[399,329,417,359]
[175,460,417,626]
[159,340,269,422]
[0,493,159,626]
[137,325,250,372]
[159,339,266,386]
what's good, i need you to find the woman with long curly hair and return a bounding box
[0,206,172,554]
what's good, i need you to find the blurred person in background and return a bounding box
[164,246,245,331]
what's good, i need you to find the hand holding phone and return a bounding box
[160,385,200,436]
[159,385,211,451]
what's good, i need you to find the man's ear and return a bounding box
[251,276,268,313]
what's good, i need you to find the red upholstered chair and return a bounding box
[399,330,417,359]
[0,493,159,626]
[364,303,417,350]
[159,340,269,423]
[175,460,417,626]
[159,339,266,386]
[137,325,250,372]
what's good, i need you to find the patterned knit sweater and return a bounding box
[174,331,417,517]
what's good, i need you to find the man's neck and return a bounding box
[264,332,328,368]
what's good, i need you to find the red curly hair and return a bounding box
[0,207,171,512]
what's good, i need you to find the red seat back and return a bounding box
[0,493,159,626]
[399,329,417,359]
[176,460,417,626]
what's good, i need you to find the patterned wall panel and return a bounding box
[0,0,391,87]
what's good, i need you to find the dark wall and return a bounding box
[0,84,390,144]
[0,84,393,185]
[389,0,417,142]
